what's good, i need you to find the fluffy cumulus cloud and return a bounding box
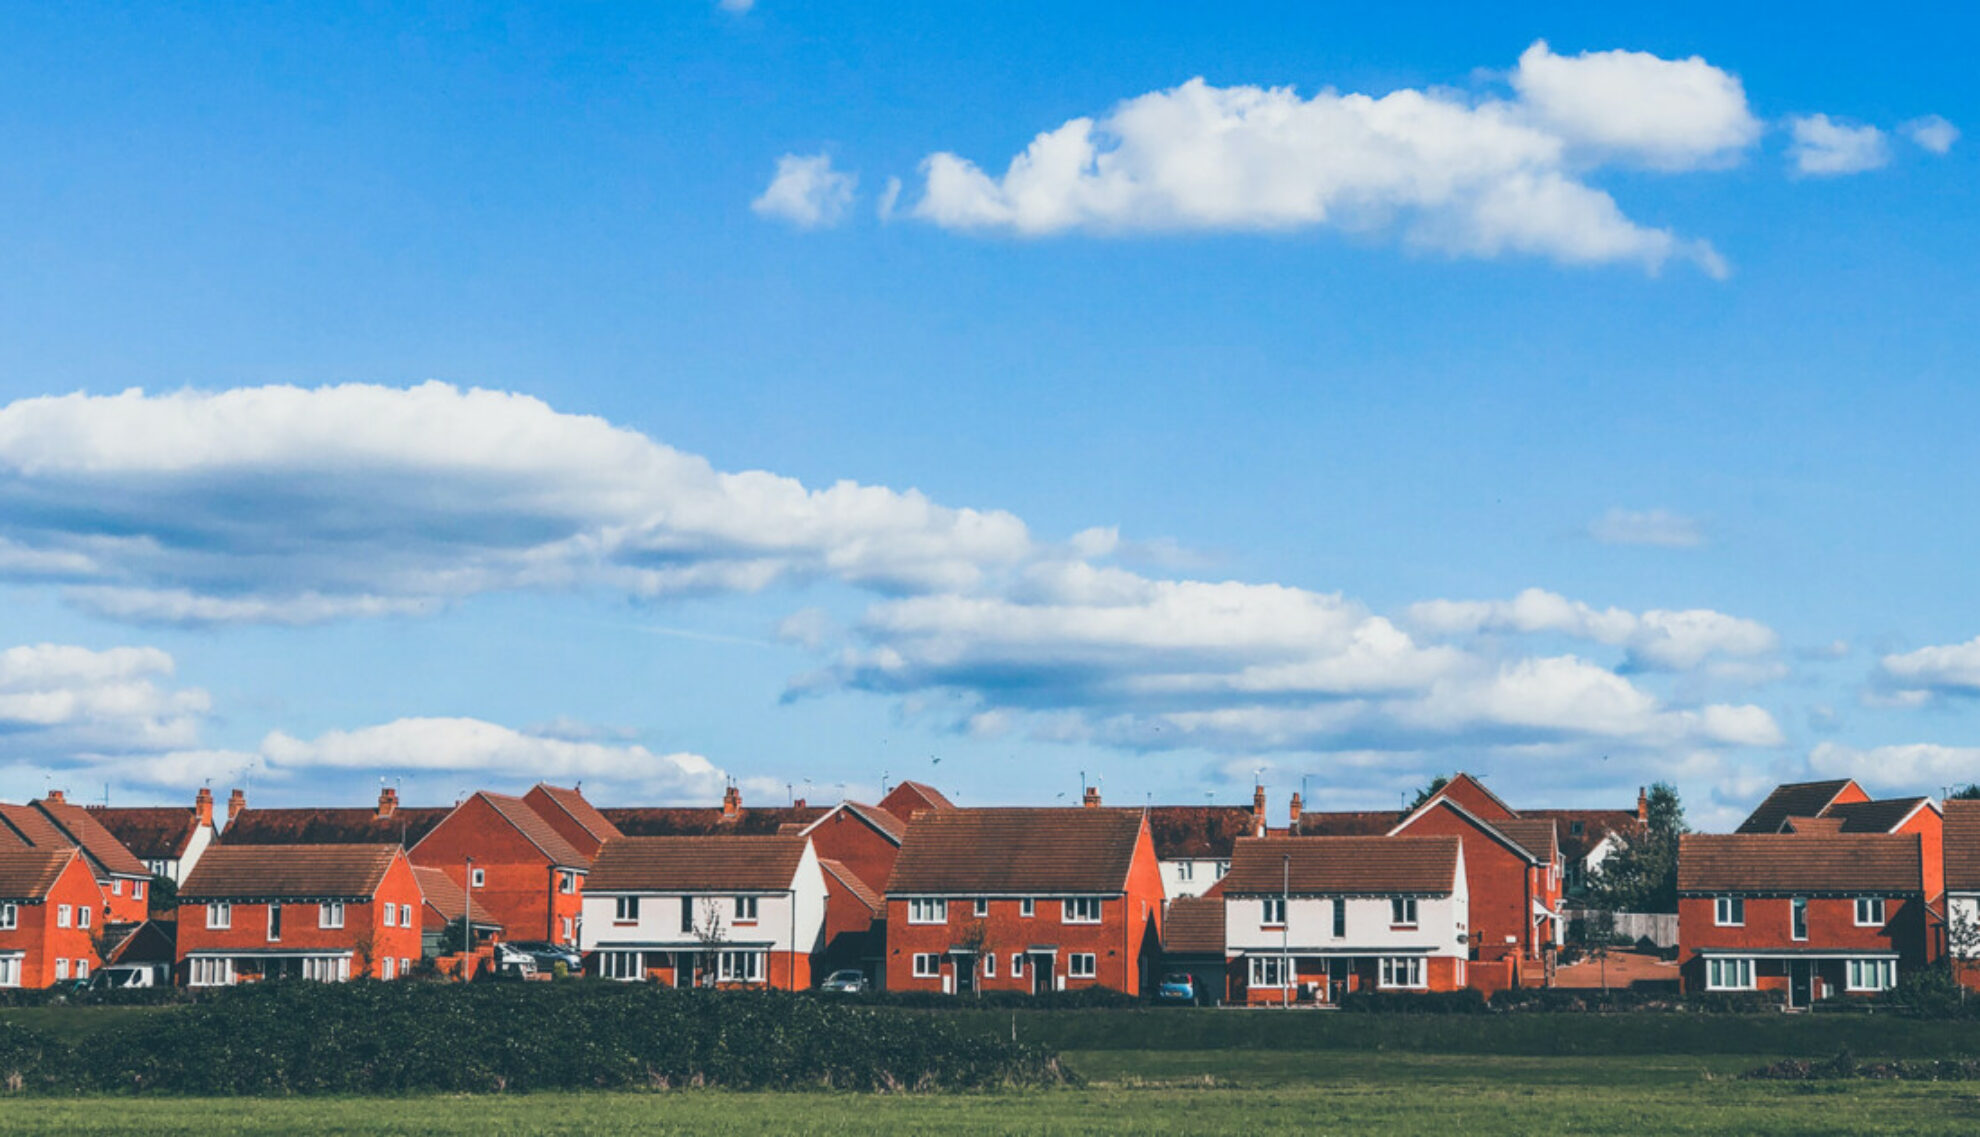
[905,39,1760,275]
[1588,507,1704,548]
[0,643,209,758]
[1787,114,1891,176]
[1902,115,1960,155]
[1807,741,1980,793]
[0,383,1029,625]
[1406,588,1778,672]
[751,153,856,228]
[1877,635,1980,701]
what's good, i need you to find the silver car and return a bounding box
[818,969,870,993]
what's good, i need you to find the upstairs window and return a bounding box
[680,897,695,934]
[1855,897,1887,926]
[320,902,345,929]
[1176,862,1194,881]
[559,871,577,894]
[77,906,91,930]
[734,896,759,922]
[383,903,397,928]
[1063,897,1103,924]
[1261,897,1286,926]
[206,902,231,930]
[1390,897,1419,927]
[973,898,989,918]
[1792,897,1809,941]
[56,905,71,929]
[1020,899,1036,918]
[1332,898,1347,938]
[1714,897,1745,927]
[470,869,485,889]
[908,898,948,925]
[112,880,123,896]
[133,881,144,901]
[614,896,640,924]
[266,903,282,942]
[0,903,15,930]
[400,903,414,927]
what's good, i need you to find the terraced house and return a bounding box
[176,844,425,985]
[883,803,1164,996]
[1221,835,1470,1004]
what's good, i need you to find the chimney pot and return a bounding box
[378,786,399,818]
[722,784,742,820]
[1082,786,1101,808]
[45,789,65,804]
[227,787,247,825]
[1290,791,1304,825]
[194,787,214,827]
[1637,786,1649,823]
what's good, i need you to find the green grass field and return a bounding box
[7,1007,1980,1133]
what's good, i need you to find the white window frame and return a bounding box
[1846,958,1896,992]
[1176,861,1194,882]
[1068,952,1097,979]
[77,905,91,930]
[614,896,641,924]
[560,916,573,941]
[973,898,989,918]
[1010,953,1024,977]
[206,902,231,930]
[734,895,759,922]
[912,952,941,978]
[1706,957,1755,991]
[0,957,19,988]
[0,903,14,930]
[558,871,576,895]
[1390,897,1419,927]
[908,898,948,925]
[1261,897,1286,926]
[717,950,763,983]
[1714,896,1745,927]
[1855,897,1886,927]
[318,901,344,929]
[1020,898,1035,918]
[470,868,485,888]
[133,880,144,901]
[983,953,996,978]
[400,903,413,927]
[74,959,88,980]
[1063,897,1102,924]
[382,903,396,928]
[56,905,71,929]
[1791,897,1809,941]
[1380,957,1426,989]
[191,957,236,987]
[600,950,644,981]
[266,903,281,942]
[381,956,396,980]
[112,880,123,896]
[54,958,68,981]
[1247,955,1290,988]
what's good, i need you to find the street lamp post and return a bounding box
[463,855,475,981]
[1282,853,1291,1009]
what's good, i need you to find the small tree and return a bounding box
[351,925,378,979]
[1587,782,1688,913]
[1949,901,1980,1003]
[955,920,990,997]
[693,898,729,987]
[1950,784,1980,801]
[1406,776,1452,813]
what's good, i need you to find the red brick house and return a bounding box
[883,806,1164,996]
[1947,800,1980,992]
[0,848,104,987]
[580,835,826,989]
[177,843,425,985]
[523,783,624,858]
[1387,774,1561,977]
[1677,832,1927,1005]
[877,780,953,825]
[411,865,502,957]
[816,856,885,984]
[793,801,906,896]
[409,792,591,947]
[1735,779,1870,834]
[1221,835,1470,1004]
[87,787,221,887]
[2,797,152,926]
[1737,778,1945,920]
[220,786,450,849]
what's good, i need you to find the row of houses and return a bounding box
[3,772,1978,1006]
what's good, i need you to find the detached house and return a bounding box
[1677,832,1928,1005]
[1737,778,1945,920]
[580,835,826,989]
[0,848,104,987]
[883,805,1164,996]
[2,795,152,925]
[409,791,593,946]
[1222,835,1469,1004]
[87,787,221,886]
[176,844,424,985]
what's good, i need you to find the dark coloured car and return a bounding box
[818,968,870,993]
[497,941,583,972]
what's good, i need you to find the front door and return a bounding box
[1031,952,1055,995]
[1789,960,1812,1008]
[955,954,975,995]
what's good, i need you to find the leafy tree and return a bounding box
[1586,782,1688,913]
[1949,784,1980,801]
[146,874,178,918]
[1406,776,1451,812]
[1948,900,1980,1002]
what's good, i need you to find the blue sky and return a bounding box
[0,2,1975,827]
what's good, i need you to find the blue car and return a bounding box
[1156,972,1198,1005]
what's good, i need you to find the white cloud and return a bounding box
[1787,114,1890,176]
[1588,507,1704,548]
[1406,587,1777,671]
[751,153,856,228]
[1901,115,1959,154]
[0,643,209,756]
[905,40,1739,275]
[877,176,903,221]
[1509,41,1761,169]
[1808,741,1980,793]
[1878,635,1980,700]
[0,383,1030,624]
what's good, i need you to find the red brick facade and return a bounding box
[1677,893,1928,999]
[0,851,104,988]
[1392,800,1557,964]
[410,794,587,945]
[176,851,425,982]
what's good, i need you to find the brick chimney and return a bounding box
[1251,784,1268,837]
[45,788,65,804]
[194,787,214,827]
[721,783,742,821]
[1082,785,1101,808]
[227,788,247,826]
[1290,791,1304,831]
[377,786,399,819]
[1637,786,1649,823]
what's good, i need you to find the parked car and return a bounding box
[1155,972,1197,1005]
[496,941,582,972]
[88,964,161,990]
[818,968,870,994]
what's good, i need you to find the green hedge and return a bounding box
[0,984,1072,1095]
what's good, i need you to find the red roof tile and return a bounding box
[1783,816,1845,835]
[1162,895,1227,955]
[1678,833,1922,894]
[181,843,400,900]
[0,803,73,850]
[1735,779,1860,834]
[222,807,449,847]
[600,805,828,837]
[1147,806,1259,859]
[819,857,883,915]
[877,781,954,823]
[84,806,203,861]
[524,784,623,852]
[1522,809,1646,863]
[1223,836,1461,895]
[0,848,79,900]
[1821,798,1934,834]
[1945,800,1980,893]
[475,792,590,869]
[34,798,150,878]
[1295,810,1404,837]
[885,808,1146,895]
[412,865,501,929]
[587,835,809,893]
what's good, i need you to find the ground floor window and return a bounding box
[912,952,941,978]
[1248,955,1290,988]
[1846,958,1896,992]
[53,959,68,981]
[1379,957,1426,989]
[717,950,764,983]
[983,953,996,978]
[190,958,236,987]
[1069,953,1097,979]
[0,957,18,987]
[1011,953,1024,977]
[1706,957,1755,990]
[381,957,396,980]
[302,956,351,982]
[600,951,645,980]
[75,960,88,980]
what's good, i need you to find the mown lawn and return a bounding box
[4,1052,1980,1134]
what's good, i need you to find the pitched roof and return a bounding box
[1146,806,1259,859]
[1295,810,1404,837]
[600,805,828,837]
[1821,797,1934,834]
[1162,895,1226,955]
[877,781,954,823]
[1946,800,1980,893]
[32,798,150,878]
[524,784,624,852]
[816,801,907,844]
[0,803,72,850]
[1391,798,1545,864]
[1223,836,1461,895]
[1735,779,1859,835]
[475,792,590,868]
[411,866,501,929]
[1678,833,1923,894]
[84,806,203,861]
[587,835,809,893]
[1432,773,1519,821]
[1496,819,1560,864]
[1522,808,1645,863]
[886,808,1146,895]
[180,843,400,900]
[221,807,449,847]
[819,857,883,915]
[0,848,79,900]
[1783,816,1845,835]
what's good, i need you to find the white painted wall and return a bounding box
[1223,850,1468,958]
[582,842,827,956]
[1160,858,1229,900]
[176,821,216,886]
[1952,894,1980,959]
